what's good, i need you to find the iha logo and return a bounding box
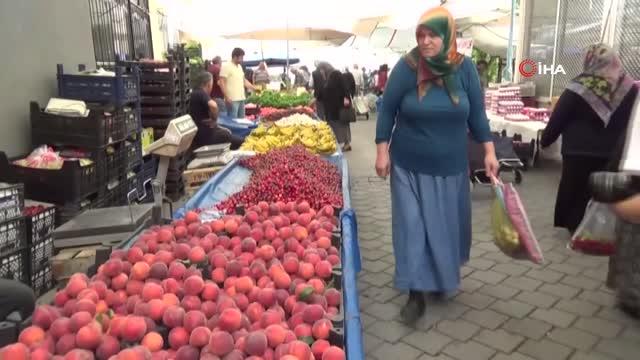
[519,59,566,78]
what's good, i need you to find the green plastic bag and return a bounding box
[491,183,520,254]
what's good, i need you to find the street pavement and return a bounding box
[343,118,640,360]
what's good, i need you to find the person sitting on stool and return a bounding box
[0,279,36,321]
[189,71,243,150]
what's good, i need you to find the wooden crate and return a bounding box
[182,166,223,188]
[51,245,108,282]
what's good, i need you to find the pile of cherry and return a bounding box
[217,147,343,214]
[1,201,346,360]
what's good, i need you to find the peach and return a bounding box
[302,304,325,324]
[68,312,92,332]
[122,316,147,342]
[141,282,164,302]
[260,310,282,329]
[287,340,312,360]
[131,262,150,281]
[298,262,315,280]
[76,323,102,350]
[127,247,144,264]
[151,350,170,360]
[56,334,76,355]
[235,276,254,294]
[245,331,267,356]
[174,225,188,239]
[296,201,311,214]
[282,257,299,274]
[0,342,30,360]
[168,262,187,282]
[315,261,332,279]
[63,349,95,360]
[188,246,206,264]
[294,323,313,338]
[189,326,211,348]
[182,311,205,332]
[65,277,88,298]
[54,291,70,308]
[30,347,50,360]
[269,265,291,290]
[175,345,199,360]
[126,280,145,297]
[111,273,128,291]
[321,346,345,360]
[211,219,225,233]
[148,262,169,280]
[163,306,185,328]
[224,219,239,235]
[32,306,57,330]
[264,324,286,348]
[316,236,331,250]
[141,332,164,352]
[225,261,243,278]
[185,211,200,224]
[157,228,174,243]
[169,327,190,350]
[201,282,220,302]
[217,308,242,332]
[208,330,234,357]
[49,317,72,340]
[245,302,265,323]
[307,278,325,295]
[312,319,332,340]
[183,275,204,296]
[211,253,228,269]
[259,245,276,262]
[323,288,341,307]
[181,295,202,312]
[95,335,120,360]
[311,339,330,360]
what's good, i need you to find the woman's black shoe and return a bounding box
[401,290,425,324]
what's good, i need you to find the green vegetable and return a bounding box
[248,91,312,109]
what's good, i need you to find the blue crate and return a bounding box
[57,64,140,106]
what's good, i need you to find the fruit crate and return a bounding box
[182,167,223,188]
[141,104,182,118]
[0,183,24,223]
[142,117,174,129]
[30,265,55,298]
[23,201,56,246]
[30,236,53,274]
[57,64,140,106]
[125,138,143,170]
[140,80,181,96]
[124,106,141,135]
[0,152,98,205]
[55,192,99,226]
[141,94,181,106]
[0,217,26,257]
[0,249,29,283]
[30,102,132,147]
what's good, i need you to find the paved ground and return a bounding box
[343,118,640,360]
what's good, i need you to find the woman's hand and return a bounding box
[375,143,391,178]
[343,97,351,107]
[484,152,499,179]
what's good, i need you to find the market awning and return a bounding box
[243,58,301,67]
[224,28,352,45]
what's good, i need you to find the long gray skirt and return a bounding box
[391,164,472,292]
[611,220,640,311]
[328,120,351,144]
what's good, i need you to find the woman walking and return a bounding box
[324,69,354,152]
[375,6,497,322]
[253,61,271,89]
[541,44,637,233]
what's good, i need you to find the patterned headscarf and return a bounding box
[403,6,464,104]
[566,43,635,127]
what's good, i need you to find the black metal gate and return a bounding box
[88,0,153,66]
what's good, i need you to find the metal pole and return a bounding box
[503,0,517,83]
[549,0,563,99]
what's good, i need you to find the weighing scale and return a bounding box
[53,115,197,250]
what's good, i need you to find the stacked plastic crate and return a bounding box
[51,63,141,222]
[0,184,56,297]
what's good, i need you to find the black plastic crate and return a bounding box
[57,64,139,106]
[30,265,55,298]
[0,217,26,257]
[30,102,131,147]
[141,94,181,106]
[125,138,143,170]
[55,192,99,226]
[142,155,158,179]
[0,249,28,283]
[124,107,141,136]
[141,80,181,96]
[0,152,98,206]
[142,105,181,117]
[23,202,56,245]
[30,236,53,274]
[143,117,174,129]
[0,183,24,223]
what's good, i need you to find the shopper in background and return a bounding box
[476,59,489,88]
[300,66,311,89]
[207,56,226,116]
[352,64,364,95]
[291,67,307,88]
[311,61,332,120]
[324,70,354,151]
[362,67,369,93]
[376,64,389,95]
[190,71,243,149]
[253,61,271,89]
[219,48,256,118]
[375,6,497,323]
[541,43,637,233]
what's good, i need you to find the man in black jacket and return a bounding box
[312,62,330,120]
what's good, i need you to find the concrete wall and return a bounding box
[0,0,95,157]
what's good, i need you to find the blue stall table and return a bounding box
[217,116,258,139]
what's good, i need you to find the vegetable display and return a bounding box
[247,91,313,109]
[259,107,315,122]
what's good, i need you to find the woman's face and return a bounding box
[417,26,443,58]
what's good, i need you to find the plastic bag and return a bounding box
[13,145,64,170]
[491,179,544,264]
[570,201,617,255]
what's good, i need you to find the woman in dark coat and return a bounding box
[541,43,637,233]
[324,70,354,151]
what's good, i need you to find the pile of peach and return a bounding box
[0,201,346,360]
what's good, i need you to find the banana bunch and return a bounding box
[240,122,337,154]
